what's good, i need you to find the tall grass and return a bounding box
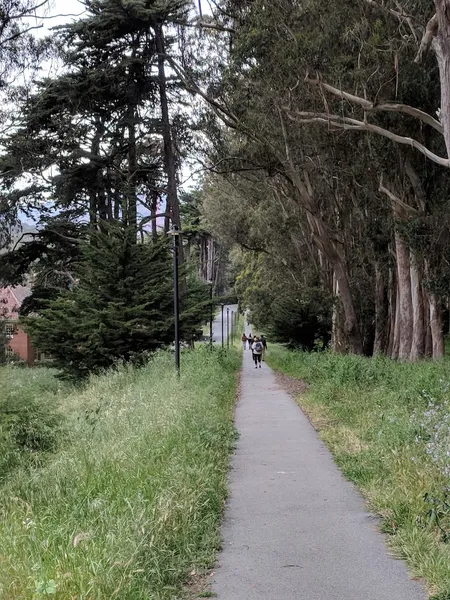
[268,347,450,600]
[0,367,67,482]
[0,347,240,599]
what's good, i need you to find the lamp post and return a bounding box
[231,310,234,345]
[209,281,213,347]
[221,304,225,348]
[226,308,230,349]
[171,224,181,376]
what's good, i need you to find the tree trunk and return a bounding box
[410,254,425,360]
[334,260,364,354]
[386,267,396,357]
[392,284,401,359]
[374,263,388,355]
[151,192,158,241]
[429,293,445,358]
[395,232,413,360]
[434,2,450,160]
[331,273,346,352]
[127,115,137,232]
[155,23,181,232]
[283,163,364,354]
[424,289,433,358]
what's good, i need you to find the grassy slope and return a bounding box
[268,346,450,600]
[0,348,240,600]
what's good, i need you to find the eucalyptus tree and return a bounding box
[188,0,450,359]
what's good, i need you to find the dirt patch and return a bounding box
[183,568,216,598]
[274,371,338,431]
[274,371,308,398]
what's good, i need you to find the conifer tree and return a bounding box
[25,226,175,379]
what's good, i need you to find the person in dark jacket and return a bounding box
[260,335,268,361]
[241,333,248,350]
[252,336,263,368]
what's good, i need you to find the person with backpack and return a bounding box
[247,333,254,349]
[260,334,268,361]
[241,333,248,350]
[252,336,264,368]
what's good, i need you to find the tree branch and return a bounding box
[305,76,443,133]
[0,24,44,47]
[379,175,418,215]
[286,109,449,167]
[168,58,240,130]
[415,13,438,63]
[364,0,419,41]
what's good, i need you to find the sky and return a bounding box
[38,0,87,32]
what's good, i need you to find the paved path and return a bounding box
[212,304,238,345]
[212,348,426,600]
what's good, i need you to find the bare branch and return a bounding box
[194,19,234,34]
[0,23,44,48]
[137,213,172,230]
[168,57,240,129]
[12,232,37,251]
[305,76,443,133]
[9,0,50,19]
[364,0,419,41]
[286,110,449,168]
[415,13,438,63]
[379,175,418,214]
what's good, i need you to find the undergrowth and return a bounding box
[0,347,240,599]
[268,347,450,600]
[0,367,66,482]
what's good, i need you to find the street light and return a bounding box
[208,281,213,347]
[221,304,225,348]
[231,310,234,345]
[171,224,181,377]
[227,308,230,350]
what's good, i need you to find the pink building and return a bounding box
[0,285,35,366]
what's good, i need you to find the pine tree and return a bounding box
[25,226,175,379]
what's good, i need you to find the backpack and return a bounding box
[254,341,263,353]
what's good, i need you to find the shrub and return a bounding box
[0,367,65,481]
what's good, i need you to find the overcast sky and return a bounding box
[35,0,87,34]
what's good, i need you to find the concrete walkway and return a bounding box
[212,304,238,345]
[212,348,426,600]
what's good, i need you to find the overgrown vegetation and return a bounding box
[268,346,450,598]
[0,367,65,482]
[0,347,240,599]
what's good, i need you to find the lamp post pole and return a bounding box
[172,225,181,377]
[227,308,230,350]
[209,283,213,347]
[221,304,224,348]
[231,310,234,345]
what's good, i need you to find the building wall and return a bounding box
[8,326,35,366]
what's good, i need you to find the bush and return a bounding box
[0,367,65,481]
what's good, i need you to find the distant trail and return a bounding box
[212,304,238,345]
[212,348,426,600]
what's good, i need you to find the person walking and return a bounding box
[252,336,263,368]
[247,333,254,350]
[260,334,268,361]
[241,333,248,350]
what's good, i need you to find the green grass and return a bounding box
[0,367,69,482]
[0,347,240,599]
[267,346,450,600]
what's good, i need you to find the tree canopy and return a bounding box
[3,0,450,366]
